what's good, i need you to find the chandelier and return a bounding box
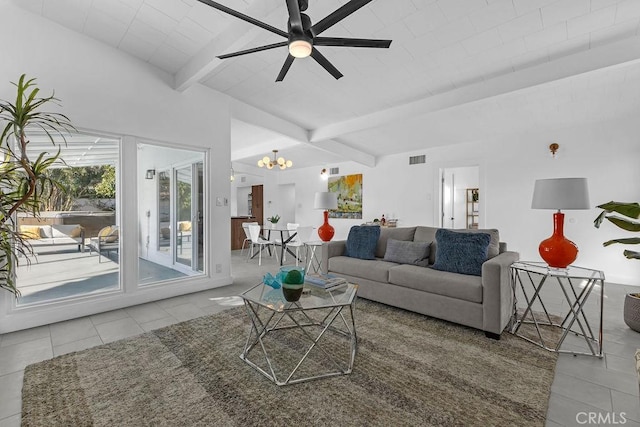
[257,150,293,170]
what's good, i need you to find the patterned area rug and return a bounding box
[22,300,558,426]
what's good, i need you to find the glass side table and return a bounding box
[509,261,605,358]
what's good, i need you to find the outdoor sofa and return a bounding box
[19,224,85,253]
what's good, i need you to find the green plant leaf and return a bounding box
[596,201,640,219]
[593,210,607,228]
[603,238,640,247]
[0,74,75,297]
[624,250,640,259]
[605,216,640,232]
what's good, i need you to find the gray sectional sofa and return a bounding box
[321,226,519,338]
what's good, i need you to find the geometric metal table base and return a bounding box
[240,283,358,386]
[509,261,605,358]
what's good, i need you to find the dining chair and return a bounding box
[284,226,314,266]
[275,223,300,262]
[240,222,258,257]
[247,223,278,266]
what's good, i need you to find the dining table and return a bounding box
[262,225,300,266]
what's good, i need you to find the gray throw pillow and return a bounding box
[383,239,430,267]
[431,229,491,276]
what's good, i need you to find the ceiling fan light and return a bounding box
[289,40,312,58]
[286,160,293,168]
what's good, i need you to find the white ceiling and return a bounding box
[13,0,640,169]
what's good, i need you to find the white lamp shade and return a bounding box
[314,192,338,210]
[531,178,590,210]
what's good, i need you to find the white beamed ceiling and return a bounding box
[12,0,640,167]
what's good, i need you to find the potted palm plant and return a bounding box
[0,74,75,297]
[594,201,640,332]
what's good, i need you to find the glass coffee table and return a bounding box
[239,282,358,386]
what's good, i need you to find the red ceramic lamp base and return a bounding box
[538,212,578,269]
[318,210,335,242]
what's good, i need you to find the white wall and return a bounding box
[279,183,296,225]
[274,115,640,286]
[0,1,233,332]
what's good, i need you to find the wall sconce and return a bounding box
[549,143,559,159]
[145,169,156,180]
[320,168,328,180]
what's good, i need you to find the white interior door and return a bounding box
[441,166,480,229]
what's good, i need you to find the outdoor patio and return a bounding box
[16,247,187,306]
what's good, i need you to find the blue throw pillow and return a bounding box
[431,229,490,276]
[345,226,381,260]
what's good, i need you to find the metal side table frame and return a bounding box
[509,261,604,358]
[240,282,358,386]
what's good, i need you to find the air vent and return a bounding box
[409,155,426,165]
[329,167,340,175]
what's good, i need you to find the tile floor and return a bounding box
[0,252,638,427]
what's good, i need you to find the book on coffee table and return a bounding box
[305,274,348,290]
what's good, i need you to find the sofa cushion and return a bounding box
[388,264,483,303]
[413,226,439,264]
[375,227,416,258]
[39,225,53,238]
[105,227,119,243]
[51,224,82,239]
[383,239,430,267]
[20,225,41,240]
[345,225,380,260]
[329,256,397,283]
[98,225,119,243]
[432,229,490,276]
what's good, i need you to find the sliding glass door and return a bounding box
[138,143,205,285]
[176,162,203,271]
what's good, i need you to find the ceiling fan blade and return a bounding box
[218,42,288,59]
[314,37,392,49]
[276,55,295,82]
[310,48,343,80]
[312,0,373,35]
[196,0,288,38]
[286,0,303,33]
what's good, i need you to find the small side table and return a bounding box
[509,261,604,358]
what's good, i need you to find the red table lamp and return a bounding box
[531,178,590,268]
[314,192,338,242]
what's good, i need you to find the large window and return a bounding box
[137,143,206,285]
[16,131,120,306]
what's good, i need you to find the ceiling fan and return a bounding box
[196,0,392,81]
